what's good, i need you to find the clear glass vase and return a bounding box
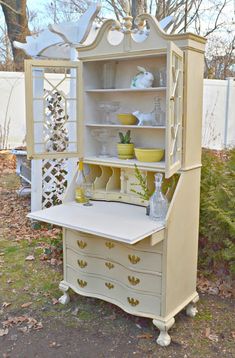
[149,173,168,221]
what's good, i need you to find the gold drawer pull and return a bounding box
[127,297,139,307]
[128,255,140,264]
[77,240,87,249]
[128,276,140,286]
[105,241,115,249]
[77,279,87,288]
[105,262,114,270]
[77,260,87,269]
[105,282,114,289]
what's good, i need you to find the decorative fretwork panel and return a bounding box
[165,42,183,178]
[25,60,79,159]
[42,158,68,209]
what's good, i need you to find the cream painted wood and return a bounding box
[25,60,80,160]
[162,168,201,317]
[66,266,161,317]
[65,229,163,273]
[66,248,162,294]
[28,201,165,244]
[25,11,205,346]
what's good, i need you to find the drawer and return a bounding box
[66,229,163,254]
[67,248,162,295]
[66,267,161,317]
[65,229,162,273]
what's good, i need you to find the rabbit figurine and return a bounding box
[131,66,154,89]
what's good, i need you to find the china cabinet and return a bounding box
[25,13,206,346]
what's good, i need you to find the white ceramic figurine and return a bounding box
[131,66,154,89]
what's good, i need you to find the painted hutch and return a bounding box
[25,13,206,346]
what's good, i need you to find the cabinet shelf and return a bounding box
[86,124,166,129]
[86,87,166,93]
[85,156,165,171]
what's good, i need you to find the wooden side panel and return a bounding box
[162,168,201,317]
[182,50,204,169]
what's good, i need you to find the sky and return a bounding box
[0,0,234,37]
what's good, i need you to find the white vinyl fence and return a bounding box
[1,72,234,151]
[0,72,234,211]
[202,78,235,149]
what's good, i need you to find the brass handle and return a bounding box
[128,255,140,264]
[77,279,87,288]
[105,262,114,270]
[105,241,115,249]
[105,282,114,289]
[127,297,139,307]
[77,240,87,249]
[77,260,87,269]
[128,276,140,286]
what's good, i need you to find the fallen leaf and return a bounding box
[50,258,57,265]
[34,322,43,330]
[208,333,219,342]
[7,279,12,284]
[21,302,33,308]
[52,298,59,305]
[137,333,153,339]
[2,302,11,308]
[205,327,210,337]
[25,255,35,261]
[0,328,9,337]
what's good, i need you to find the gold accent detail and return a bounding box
[105,262,114,270]
[128,255,140,264]
[77,279,87,288]
[128,276,140,286]
[105,241,115,249]
[77,260,87,269]
[77,240,87,249]
[105,282,114,289]
[127,297,139,307]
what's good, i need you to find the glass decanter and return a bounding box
[149,173,168,221]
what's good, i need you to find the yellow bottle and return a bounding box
[75,160,87,203]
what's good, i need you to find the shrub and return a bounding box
[199,148,235,278]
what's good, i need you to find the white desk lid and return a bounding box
[28,201,165,244]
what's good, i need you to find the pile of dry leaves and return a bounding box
[0,151,61,260]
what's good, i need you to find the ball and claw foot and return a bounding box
[186,303,198,317]
[157,331,171,346]
[58,281,70,305]
[186,294,199,317]
[153,317,175,347]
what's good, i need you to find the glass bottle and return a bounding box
[75,160,87,203]
[149,173,168,221]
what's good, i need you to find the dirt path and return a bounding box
[0,154,234,358]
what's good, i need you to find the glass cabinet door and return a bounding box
[25,59,80,160]
[165,42,183,178]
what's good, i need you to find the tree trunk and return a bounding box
[1,0,31,71]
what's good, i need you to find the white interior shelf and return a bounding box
[86,124,166,129]
[86,87,167,93]
[85,156,166,170]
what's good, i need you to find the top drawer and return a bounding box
[65,229,162,273]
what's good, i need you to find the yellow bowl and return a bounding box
[117,113,137,125]
[134,148,164,162]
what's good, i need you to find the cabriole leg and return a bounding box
[153,317,175,347]
[186,294,199,317]
[58,281,70,305]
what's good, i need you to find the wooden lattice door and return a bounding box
[165,42,183,178]
[25,60,80,209]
